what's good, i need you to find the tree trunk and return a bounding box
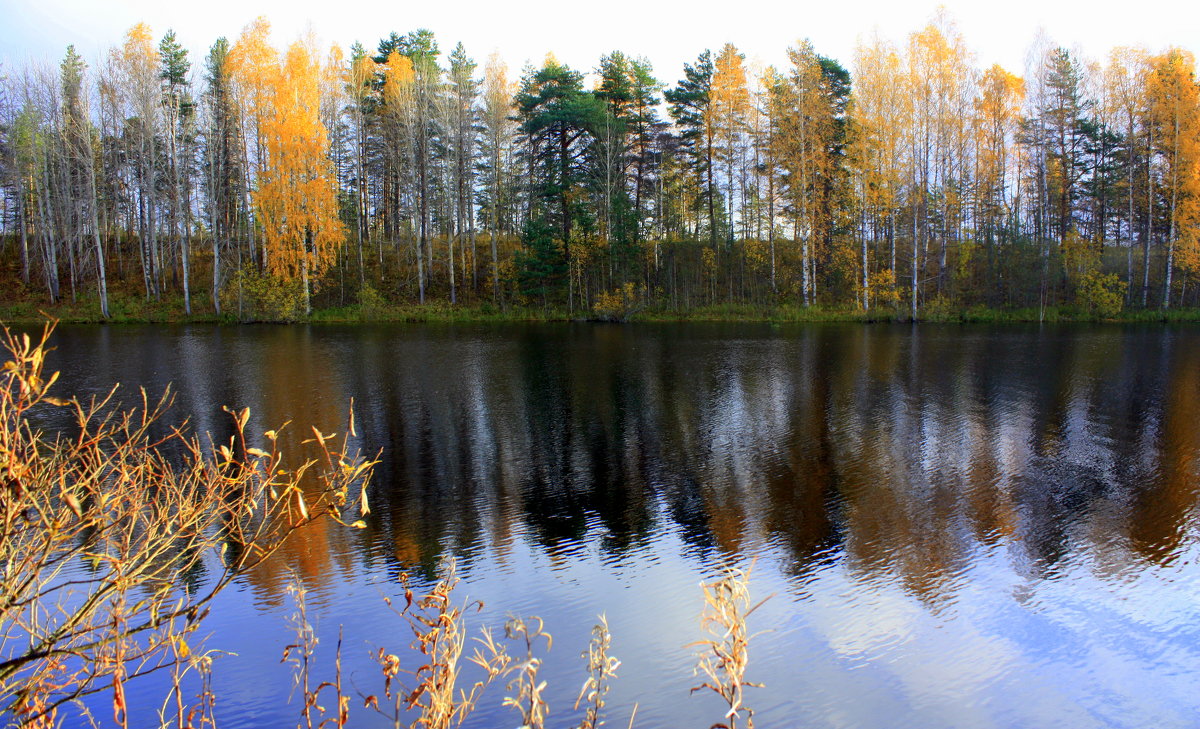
[36,171,59,302]
[18,193,30,285]
[419,135,428,304]
[212,207,222,316]
[911,189,919,320]
[1142,127,1153,307]
[706,130,717,253]
[889,209,897,280]
[88,142,109,318]
[448,227,457,304]
[767,161,775,294]
[861,194,869,311]
[302,228,312,316]
[559,126,574,309]
[147,134,161,299]
[1163,117,1180,310]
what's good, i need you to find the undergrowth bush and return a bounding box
[219,269,306,322]
[1076,271,1127,319]
[357,282,389,321]
[593,282,642,322]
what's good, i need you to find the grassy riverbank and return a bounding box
[3,292,1200,325]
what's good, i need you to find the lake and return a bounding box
[28,322,1200,728]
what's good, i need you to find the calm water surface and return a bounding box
[34,323,1200,728]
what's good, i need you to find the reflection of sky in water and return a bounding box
[25,322,1200,729]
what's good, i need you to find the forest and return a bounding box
[1,13,1199,321]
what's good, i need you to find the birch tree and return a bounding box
[1147,49,1200,308]
[253,38,345,315]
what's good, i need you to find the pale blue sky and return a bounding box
[1,0,1196,84]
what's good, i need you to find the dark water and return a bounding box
[30,323,1200,728]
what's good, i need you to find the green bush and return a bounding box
[920,295,957,322]
[1076,271,1126,319]
[358,282,388,321]
[219,269,305,322]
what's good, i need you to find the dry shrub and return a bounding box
[0,322,373,726]
[501,615,551,729]
[689,562,770,729]
[283,579,350,729]
[573,615,619,729]
[364,556,510,729]
[362,558,630,729]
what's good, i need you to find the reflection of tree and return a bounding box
[350,327,492,575]
[1129,334,1200,563]
[237,326,357,606]
[762,329,838,573]
[44,323,1200,607]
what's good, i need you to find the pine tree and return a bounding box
[159,30,195,314]
[447,43,479,298]
[203,37,243,315]
[60,45,109,316]
[515,56,607,306]
[710,44,750,248]
[1038,48,1096,249]
[665,51,716,248]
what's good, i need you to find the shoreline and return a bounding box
[3,299,1200,326]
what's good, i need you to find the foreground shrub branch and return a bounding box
[0,322,373,725]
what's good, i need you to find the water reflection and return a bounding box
[35,322,1200,728]
[42,323,1200,598]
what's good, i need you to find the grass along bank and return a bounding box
[2,290,1200,325]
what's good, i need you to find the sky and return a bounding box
[2,0,1199,86]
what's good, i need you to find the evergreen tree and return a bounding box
[1038,48,1097,248]
[515,56,608,305]
[203,37,242,315]
[665,51,716,247]
[159,30,196,313]
[514,217,567,305]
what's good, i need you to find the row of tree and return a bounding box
[1,13,1199,318]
